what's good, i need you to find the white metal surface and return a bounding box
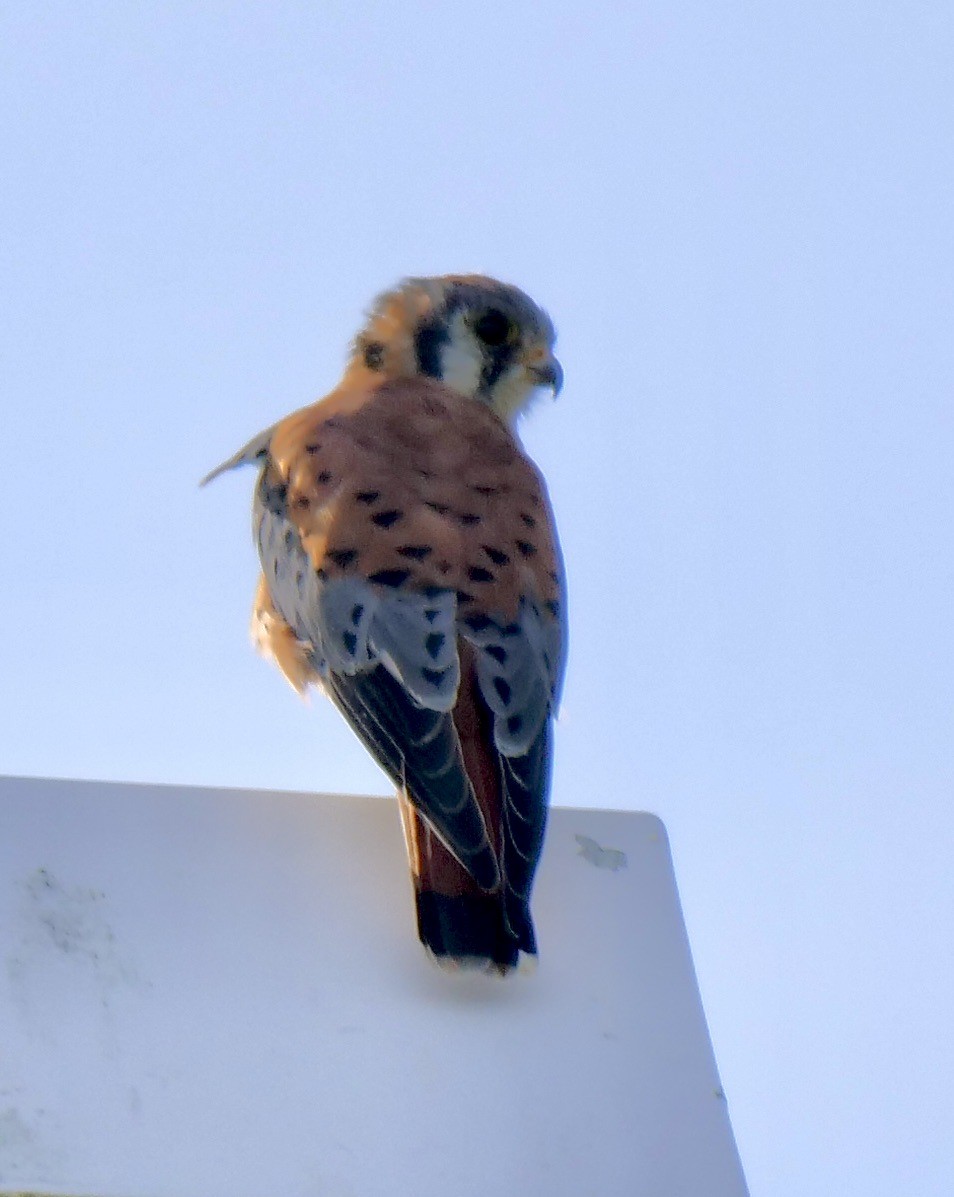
[0,775,746,1196]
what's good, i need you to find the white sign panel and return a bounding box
[0,776,746,1196]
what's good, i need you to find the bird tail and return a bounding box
[415,889,534,975]
[400,796,535,975]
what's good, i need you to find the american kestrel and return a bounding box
[204,275,566,974]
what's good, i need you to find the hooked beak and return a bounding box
[528,355,564,397]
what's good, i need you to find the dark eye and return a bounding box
[473,308,513,347]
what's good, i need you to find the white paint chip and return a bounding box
[575,832,628,871]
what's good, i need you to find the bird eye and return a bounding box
[473,308,513,347]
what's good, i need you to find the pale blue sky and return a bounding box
[2,3,952,1193]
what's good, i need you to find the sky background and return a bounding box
[2,3,952,1193]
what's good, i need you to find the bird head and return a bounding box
[348,274,562,424]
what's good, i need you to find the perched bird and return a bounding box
[203,275,566,973]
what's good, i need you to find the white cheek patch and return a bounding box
[490,364,536,424]
[438,312,483,396]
